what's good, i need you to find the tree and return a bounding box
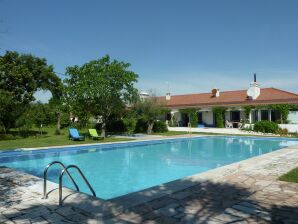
[0,51,63,131]
[0,90,15,133]
[29,102,54,135]
[133,96,166,134]
[64,55,138,137]
[49,94,66,134]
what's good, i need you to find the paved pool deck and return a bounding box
[1,140,298,223]
[168,127,277,136]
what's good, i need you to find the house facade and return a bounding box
[159,80,298,128]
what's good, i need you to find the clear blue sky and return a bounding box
[1,0,298,102]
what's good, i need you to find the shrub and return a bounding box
[106,119,125,133]
[253,121,279,133]
[60,112,71,129]
[277,128,289,136]
[122,117,137,134]
[0,134,16,140]
[153,121,168,133]
[135,118,148,133]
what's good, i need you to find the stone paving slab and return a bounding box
[1,144,298,223]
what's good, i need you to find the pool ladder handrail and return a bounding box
[59,165,96,205]
[43,161,96,205]
[43,161,80,199]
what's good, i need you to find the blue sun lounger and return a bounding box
[69,128,85,141]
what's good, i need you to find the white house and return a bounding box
[158,78,298,129]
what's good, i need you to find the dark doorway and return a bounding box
[198,112,203,124]
[230,111,240,122]
[181,113,189,127]
[166,113,171,121]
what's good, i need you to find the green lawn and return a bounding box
[279,167,298,183]
[0,127,133,150]
[153,131,190,136]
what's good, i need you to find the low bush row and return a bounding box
[106,119,168,134]
[253,121,279,133]
[253,120,291,136]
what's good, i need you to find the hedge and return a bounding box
[253,120,279,133]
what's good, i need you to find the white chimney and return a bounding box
[212,88,220,97]
[247,74,260,100]
[166,92,171,101]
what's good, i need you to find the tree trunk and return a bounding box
[2,124,7,135]
[101,122,106,138]
[56,112,61,134]
[147,122,154,134]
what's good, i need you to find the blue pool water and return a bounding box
[1,136,298,199]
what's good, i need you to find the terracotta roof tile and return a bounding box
[158,88,298,108]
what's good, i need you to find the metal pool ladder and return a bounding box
[43,161,96,205]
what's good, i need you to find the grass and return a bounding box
[0,127,133,150]
[279,167,298,183]
[152,131,190,136]
[2,127,296,151]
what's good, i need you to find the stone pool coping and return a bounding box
[2,139,298,220]
[6,134,206,151]
[2,133,296,152]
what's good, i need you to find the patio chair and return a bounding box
[69,128,85,141]
[225,120,233,128]
[88,129,103,140]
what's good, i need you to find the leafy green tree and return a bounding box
[133,97,166,134]
[29,102,54,134]
[0,90,15,133]
[64,55,138,137]
[15,111,35,137]
[48,96,68,134]
[0,51,63,131]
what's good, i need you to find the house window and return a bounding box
[271,110,281,122]
[252,110,258,123]
[261,110,269,120]
[230,111,240,122]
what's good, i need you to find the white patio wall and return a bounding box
[202,111,213,126]
[278,124,298,133]
[244,123,298,133]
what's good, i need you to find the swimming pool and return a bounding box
[1,136,298,200]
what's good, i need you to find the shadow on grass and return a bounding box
[1,130,50,139]
[1,166,298,223]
